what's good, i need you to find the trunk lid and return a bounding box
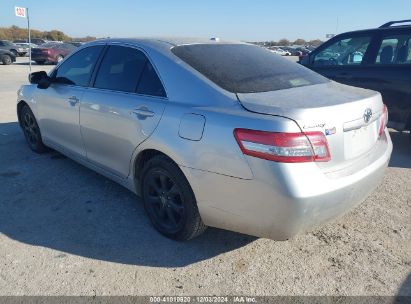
[237,81,385,172]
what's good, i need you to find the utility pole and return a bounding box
[15,6,31,73]
[27,8,32,73]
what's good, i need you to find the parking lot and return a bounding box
[0,58,410,296]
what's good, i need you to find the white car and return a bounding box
[270,48,291,56]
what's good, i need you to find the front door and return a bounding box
[308,34,374,87]
[36,45,105,157]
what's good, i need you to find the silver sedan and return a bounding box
[17,38,392,241]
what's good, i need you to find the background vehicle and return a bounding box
[18,39,391,241]
[0,49,16,65]
[31,42,76,64]
[300,20,411,133]
[0,40,26,57]
[14,43,31,56]
[292,47,311,56]
[269,47,291,56]
[65,41,84,47]
[16,42,38,49]
[31,38,48,45]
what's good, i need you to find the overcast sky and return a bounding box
[2,0,411,41]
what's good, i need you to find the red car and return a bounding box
[31,42,76,65]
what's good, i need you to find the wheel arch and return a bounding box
[133,148,181,195]
[17,100,29,128]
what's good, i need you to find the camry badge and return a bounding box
[363,108,373,124]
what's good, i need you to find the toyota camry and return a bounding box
[17,38,392,241]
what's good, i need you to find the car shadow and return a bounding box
[396,273,411,299]
[1,122,408,267]
[0,122,255,268]
[389,130,411,169]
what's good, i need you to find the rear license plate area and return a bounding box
[344,120,378,160]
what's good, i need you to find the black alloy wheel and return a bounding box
[141,155,207,241]
[144,168,185,233]
[20,105,47,153]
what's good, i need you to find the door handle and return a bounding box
[68,96,79,106]
[131,107,155,119]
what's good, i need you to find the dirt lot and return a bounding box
[0,58,410,296]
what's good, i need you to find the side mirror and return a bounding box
[29,71,51,89]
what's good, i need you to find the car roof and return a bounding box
[86,37,244,52]
[334,23,411,37]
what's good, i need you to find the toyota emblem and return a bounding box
[363,108,373,124]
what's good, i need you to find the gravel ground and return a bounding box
[0,58,410,296]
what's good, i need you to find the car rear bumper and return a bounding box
[181,130,392,240]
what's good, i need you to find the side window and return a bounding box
[94,46,147,93]
[54,46,104,86]
[313,36,371,66]
[137,61,166,97]
[375,34,411,65]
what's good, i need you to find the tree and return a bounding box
[0,25,95,42]
[73,36,97,42]
[293,38,306,45]
[278,39,290,46]
[308,39,323,47]
[44,30,68,41]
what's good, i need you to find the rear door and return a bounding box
[307,33,376,87]
[356,29,411,130]
[35,45,105,157]
[80,45,167,178]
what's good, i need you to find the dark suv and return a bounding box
[300,20,411,133]
[0,40,24,57]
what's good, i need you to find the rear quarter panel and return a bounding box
[137,101,301,180]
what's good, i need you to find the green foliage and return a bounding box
[308,39,323,46]
[278,38,290,46]
[0,25,95,42]
[293,38,307,45]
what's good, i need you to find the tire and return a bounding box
[56,55,64,63]
[20,105,48,153]
[35,60,45,65]
[141,155,207,241]
[1,55,12,65]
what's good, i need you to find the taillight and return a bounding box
[234,129,331,163]
[378,104,388,137]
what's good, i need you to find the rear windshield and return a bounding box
[171,44,328,93]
